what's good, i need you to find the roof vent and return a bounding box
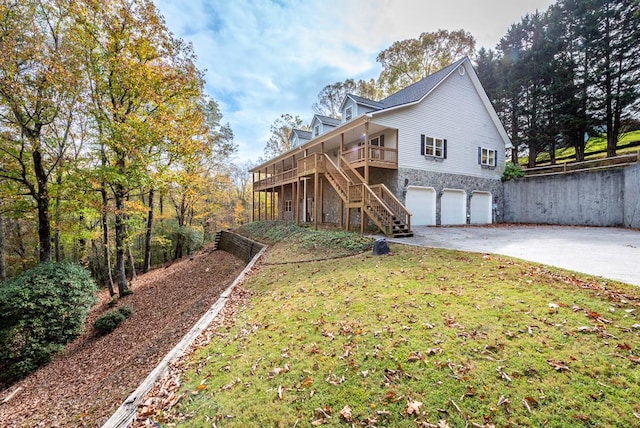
[458,66,465,76]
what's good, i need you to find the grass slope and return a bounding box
[523,130,640,165]
[165,224,640,427]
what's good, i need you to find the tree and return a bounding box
[0,0,81,262]
[377,29,476,96]
[264,114,306,158]
[75,0,207,296]
[312,79,383,118]
[589,0,640,157]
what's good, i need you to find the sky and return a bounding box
[153,0,555,164]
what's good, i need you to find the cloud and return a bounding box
[154,0,554,163]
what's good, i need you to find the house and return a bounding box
[250,57,512,236]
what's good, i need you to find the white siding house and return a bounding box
[251,57,511,235]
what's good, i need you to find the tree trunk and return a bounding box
[54,174,62,263]
[32,146,52,262]
[114,156,130,296]
[127,241,137,282]
[143,188,154,273]
[0,210,6,281]
[101,187,115,297]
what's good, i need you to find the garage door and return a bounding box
[441,189,466,225]
[470,191,492,224]
[405,186,436,226]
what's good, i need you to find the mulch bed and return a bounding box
[0,247,245,427]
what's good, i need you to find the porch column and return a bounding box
[251,172,255,222]
[364,122,370,183]
[314,157,319,230]
[319,175,324,225]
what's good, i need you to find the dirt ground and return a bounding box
[0,247,246,427]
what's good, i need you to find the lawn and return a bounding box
[523,130,640,165]
[154,223,640,427]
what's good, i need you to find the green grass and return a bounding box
[158,225,640,427]
[236,220,374,264]
[522,130,640,165]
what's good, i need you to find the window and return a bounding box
[478,147,497,167]
[421,135,446,159]
[369,134,385,147]
[370,134,385,159]
[314,125,320,137]
[284,200,292,212]
[345,106,353,121]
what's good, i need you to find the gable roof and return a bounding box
[378,57,466,109]
[312,114,341,127]
[340,94,385,113]
[290,128,312,140]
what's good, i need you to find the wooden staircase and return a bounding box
[322,154,412,238]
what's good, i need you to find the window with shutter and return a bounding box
[479,147,497,168]
[421,135,446,159]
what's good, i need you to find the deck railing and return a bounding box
[524,151,640,177]
[297,153,326,176]
[253,168,298,190]
[342,144,398,166]
[323,155,351,202]
[370,184,411,232]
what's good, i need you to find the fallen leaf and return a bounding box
[573,414,589,421]
[340,405,352,422]
[277,385,284,400]
[547,359,570,372]
[301,377,313,388]
[406,399,423,415]
[617,343,632,351]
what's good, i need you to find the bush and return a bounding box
[502,163,526,181]
[94,305,133,335]
[0,263,97,386]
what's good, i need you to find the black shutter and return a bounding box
[420,135,425,155]
[478,146,482,164]
[443,139,447,159]
[493,149,498,167]
[380,134,385,147]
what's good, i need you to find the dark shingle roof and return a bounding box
[379,57,466,109]
[291,129,312,140]
[345,94,385,110]
[314,115,341,127]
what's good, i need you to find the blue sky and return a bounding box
[153,0,555,164]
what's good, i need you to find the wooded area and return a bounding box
[267,1,640,169]
[475,0,640,166]
[0,0,252,289]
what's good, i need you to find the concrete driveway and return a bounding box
[389,225,640,286]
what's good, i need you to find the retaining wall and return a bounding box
[217,230,264,263]
[504,164,640,228]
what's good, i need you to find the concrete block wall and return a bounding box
[624,164,640,229]
[504,164,640,228]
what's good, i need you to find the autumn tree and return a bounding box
[0,0,82,262]
[168,97,236,260]
[74,0,207,296]
[264,114,306,158]
[313,79,383,118]
[377,29,476,96]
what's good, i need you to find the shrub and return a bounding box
[93,305,133,335]
[0,263,97,386]
[501,163,526,181]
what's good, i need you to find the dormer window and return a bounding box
[314,125,320,137]
[345,106,353,121]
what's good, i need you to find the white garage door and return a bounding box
[441,189,466,225]
[405,186,436,226]
[470,191,492,224]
